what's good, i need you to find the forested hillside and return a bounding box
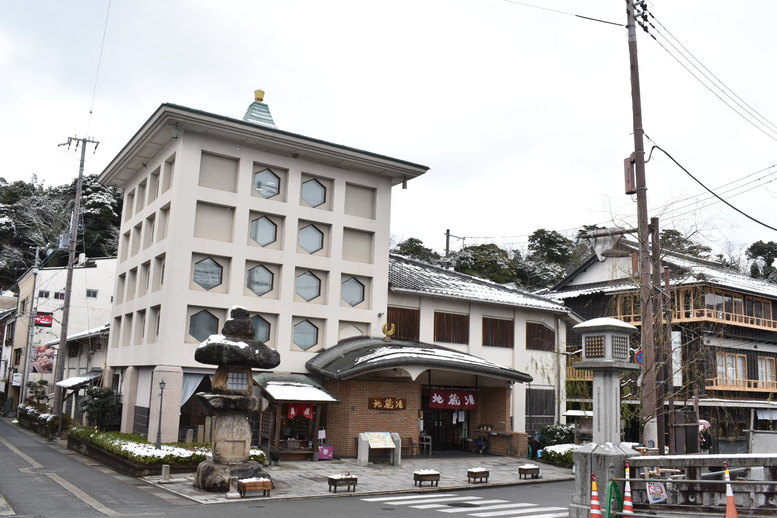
[0,175,122,290]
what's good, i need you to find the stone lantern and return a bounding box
[193,306,281,493]
[568,317,640,518]
[574,317,639,444]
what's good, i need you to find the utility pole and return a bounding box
[625,0,658,448]
[52,136,99,437]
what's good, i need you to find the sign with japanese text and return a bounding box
[368,397,406,410]
[428,389,477,409]
[365,432,395,448]
[34,312,53,327]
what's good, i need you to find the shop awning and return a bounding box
[56,370,103,389]
[253,373,338,403]
[306,337,533,383]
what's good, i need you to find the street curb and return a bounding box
[149,474,577,504]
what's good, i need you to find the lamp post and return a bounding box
[155,379,166,450]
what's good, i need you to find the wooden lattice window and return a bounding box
[483,317,514,348]
[526,322,555,351]
[434,312,469,344]
[387,306,420,341]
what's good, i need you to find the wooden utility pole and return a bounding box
[52,136,99,437]
[625,0,658,447]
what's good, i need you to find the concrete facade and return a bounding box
[98,97,576,453]
[4,258,115,408]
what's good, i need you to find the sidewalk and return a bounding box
[144,454,574,504]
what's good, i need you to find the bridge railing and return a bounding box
[615,453,777,514]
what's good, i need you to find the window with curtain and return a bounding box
[716,352,746,386]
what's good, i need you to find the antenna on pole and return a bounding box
[52,136,99,438]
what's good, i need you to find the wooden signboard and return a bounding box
[368,397,406,410]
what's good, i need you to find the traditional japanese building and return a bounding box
[551,238,777,452]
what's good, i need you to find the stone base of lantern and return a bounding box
[193,460,269,493]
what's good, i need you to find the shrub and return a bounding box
[79,386,121,431]
[540,443,581,467]
[538,423,575,449]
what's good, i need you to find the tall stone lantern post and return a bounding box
[193,306,281,494]
[568,318,640,518]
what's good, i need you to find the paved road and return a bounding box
[0,418,193,517]
[0,418,574,518]
[154,481,575,518]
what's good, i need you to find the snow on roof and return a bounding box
[56,370,102,388]
[45,323,110,346]
[263,381,337,402]
[355,345,505,371]
[550,241,777,301]
[389,255,569,312]
[574,317,637,331]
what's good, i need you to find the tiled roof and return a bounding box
[306,337,533,383]
[389,255,569,313]
[550,240,777,300]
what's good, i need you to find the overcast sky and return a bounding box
[2,1,776,257]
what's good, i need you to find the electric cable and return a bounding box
[86,0,112,136]
[648,143,777,233]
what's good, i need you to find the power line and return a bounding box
[87,0,112,135]
[501,0,622,26]
[647,11,777,136]
[636,7,777,142]
[649,143,777,233]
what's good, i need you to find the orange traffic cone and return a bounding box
[590,473,602,517]
[622,461,634,515]
[723,462,739,518]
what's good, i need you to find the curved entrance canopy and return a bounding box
[306,337,532,383]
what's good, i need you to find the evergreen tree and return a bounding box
[392,237,441,264]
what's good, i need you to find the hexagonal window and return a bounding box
[251,315,271,343]
[189,310,218,342]
[342,277,365,306]
[299,224,324,253]
[254,168,280,198]
[247,265,274,296]
[301,178,326,207]
[296,271,321,301]
[293,319,318,350]
[193,257,223,290]
[250,216,277,246]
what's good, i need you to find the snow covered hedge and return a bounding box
[541,443,583,467]
[69,427,267,465]
[17,404,71,436]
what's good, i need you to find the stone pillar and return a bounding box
[149,366,183,444]
[120,367,138,434]
[591,370,623,444]
[569,442,637,518]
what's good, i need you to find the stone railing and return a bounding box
[622,453,777,514]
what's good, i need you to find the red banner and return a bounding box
[288,403,313,419]
[428,389,477,409]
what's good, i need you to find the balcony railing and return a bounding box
[705,377,777,392]
[566,365,594,381]
[615,307,777,332]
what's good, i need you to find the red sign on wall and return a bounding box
[428,389,477,409]
[34,312,53,327]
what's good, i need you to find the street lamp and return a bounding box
[155,379,166,450]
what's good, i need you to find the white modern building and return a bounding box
[99,92,576,457]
